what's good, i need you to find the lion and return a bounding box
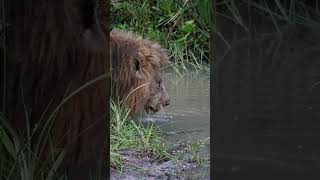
[1,0,109,179]
[110,28,170,114]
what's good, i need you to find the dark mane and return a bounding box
[1,0,109,179]
[110,28,169,114]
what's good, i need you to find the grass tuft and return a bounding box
[0,113,67,180]
[110,100,170,169]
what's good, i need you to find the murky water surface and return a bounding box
[143,72,210,179]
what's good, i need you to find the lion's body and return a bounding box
[1,1,169,178]
[1,0,109,179]
[110,29,170,114]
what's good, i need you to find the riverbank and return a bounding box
[110,150,210,180]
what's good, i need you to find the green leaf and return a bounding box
[181,20,195,33]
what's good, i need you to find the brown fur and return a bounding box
[110,29,170,114]
[1,0,109,179]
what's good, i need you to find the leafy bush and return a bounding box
[111,0,210,72]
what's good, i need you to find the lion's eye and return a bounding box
[157,80,162,88]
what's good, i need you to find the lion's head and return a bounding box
[110,29,170,114]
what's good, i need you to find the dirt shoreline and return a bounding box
[110,150,210,180]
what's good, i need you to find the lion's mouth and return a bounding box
[145,106,158,114]
[145,104,164,114]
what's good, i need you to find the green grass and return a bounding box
[0,75,108,180]
[110,100,170,168]
[187,137,209,165]
[216,0,320,36]
[0,113,67,180]
[111,0,210,74]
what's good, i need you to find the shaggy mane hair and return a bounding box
[110,29,169,114]
[1,0,109,179]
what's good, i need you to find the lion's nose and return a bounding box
[164,98,170,106]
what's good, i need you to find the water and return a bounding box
[159,72,210,141]
[143,72,210,179]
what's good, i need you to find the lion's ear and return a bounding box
[133,57,143,79]
[134,57,140,71]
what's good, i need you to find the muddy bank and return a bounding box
[110,150,210,180]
